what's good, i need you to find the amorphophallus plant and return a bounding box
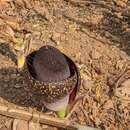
[26,45,80,118]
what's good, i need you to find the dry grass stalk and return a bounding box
[0,105,77,130]
[0,14,20,30]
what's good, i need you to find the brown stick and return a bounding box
[0,105,77,130]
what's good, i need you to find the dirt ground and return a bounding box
[0,0,130,130]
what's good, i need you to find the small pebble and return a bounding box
[90,50,101,59]
[82,79,94,90]
[11,74,17,79]
[14,84,22,88]
[115,60,125,70]
[81,72,91,81]
[114,0,127,7]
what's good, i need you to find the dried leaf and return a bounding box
[0,0,12,10]
[0,15,20,30]
[13,119,28,130]
[17,53,25,69]
[29,122,41,130]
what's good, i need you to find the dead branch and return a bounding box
[0,105,77,130]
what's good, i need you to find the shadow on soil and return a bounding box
[97,10,130,55]
[0,43,45,110]
[0,67,45,111]
[0,43,40,109]
[64,0,130,56]
[0,67,66,129]
[0,43,17,63]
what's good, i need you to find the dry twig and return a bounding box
[0,105,77,130]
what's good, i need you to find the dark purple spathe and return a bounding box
[33,45,70,82]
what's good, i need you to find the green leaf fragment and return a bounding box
[56,110,66,119]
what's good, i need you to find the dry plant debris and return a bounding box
[0,0,130,130]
